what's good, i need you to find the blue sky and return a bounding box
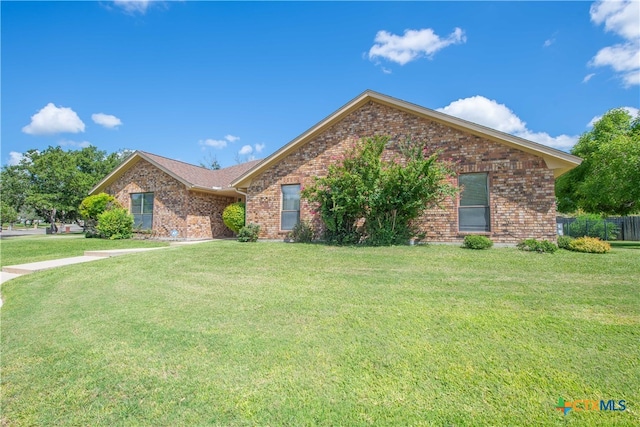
[2,0,639,168]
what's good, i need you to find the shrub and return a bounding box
[567,214,619,240]
[288,221,315,243]
[462,235,493,250]
[302,135,457,246]
[557,235,574,249]
[96,208,134,240]
[79,193,121,237]
[223,202,245,234]
[237,223,260,242]
[79,193,120,220]
[516,238,558,254]
[568,236,611,254]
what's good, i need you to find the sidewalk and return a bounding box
[2,247,166,275]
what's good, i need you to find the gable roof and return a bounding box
[231,90,582,188]
[90,151,262,197]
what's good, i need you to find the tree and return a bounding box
[199,153,221,170]
[0,164,30,216]
[556,108,640,215]
[2,146,123,233]
[302,136,457,246]
[0,202,19,227]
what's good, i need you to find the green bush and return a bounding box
[96,208,134,240]
[516,238,558,254]
[79,193,119,220]
[567,214,619,240]
[462,235,493,250]
[79,193,120,237]
[302,135,457,246]
[557,235,574,249]
[288,221,314,243]
[223,202,245,234]
[237,223,260,242]
[568,236,611,254]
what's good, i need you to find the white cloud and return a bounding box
[588,106,640,127]
[590,0,640,39]
[92,113,122,129]
[543,38,555,47]
[198,134,241,149]
[58,139,91,148]
[437,96,526,134]
[589,0,640,87]
[238,145,253,155]
[199,139,227,149]
[369,27,466,65]
[590,43,640,86]
[582,73,596,83]
[382,67,392,75]
[254,143,265,153]
[7,151,24,166]
[22,103,85,135]
[437,96,578,151]
[113,0,152,14]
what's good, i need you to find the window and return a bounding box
[281,184,300,230]
[458,173,490,232]
[131,192,154,229]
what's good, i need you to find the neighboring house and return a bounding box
[93,90,581,243]
[231,90,581,243]
[90,151,260,239]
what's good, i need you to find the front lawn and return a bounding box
[1,242,638,425]
[0,235,168,267]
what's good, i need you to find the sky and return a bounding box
[2,0,639,168]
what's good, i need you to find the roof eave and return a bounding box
[90,151,196,195]
[89,151,141,195]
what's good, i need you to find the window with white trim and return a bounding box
[458,173,490,232]
[281,184,300,230]
[131,192,154,230]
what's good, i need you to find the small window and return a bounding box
[131,192,154,229]
[459,173,490,232]
[281,184,300,230]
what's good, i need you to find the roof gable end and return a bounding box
[231,90,582,188]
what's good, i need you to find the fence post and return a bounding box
[604,219,608,241]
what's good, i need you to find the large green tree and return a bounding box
[0,146,123,232]
[556,108,640,215]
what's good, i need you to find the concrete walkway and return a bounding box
[2,247,167,275]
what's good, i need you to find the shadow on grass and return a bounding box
[610,241,640,250]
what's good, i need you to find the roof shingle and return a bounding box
[139,151,262,189]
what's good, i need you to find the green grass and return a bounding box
[1,241,638,426]
[0,235,168,267]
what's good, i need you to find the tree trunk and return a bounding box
[49,208,58,233]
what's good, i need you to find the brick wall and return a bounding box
[246,101,557,243]
[106,159,236,239]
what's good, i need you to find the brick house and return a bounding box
[91,151,260,239]
[93,90,580,243]
[231,90,581,244]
